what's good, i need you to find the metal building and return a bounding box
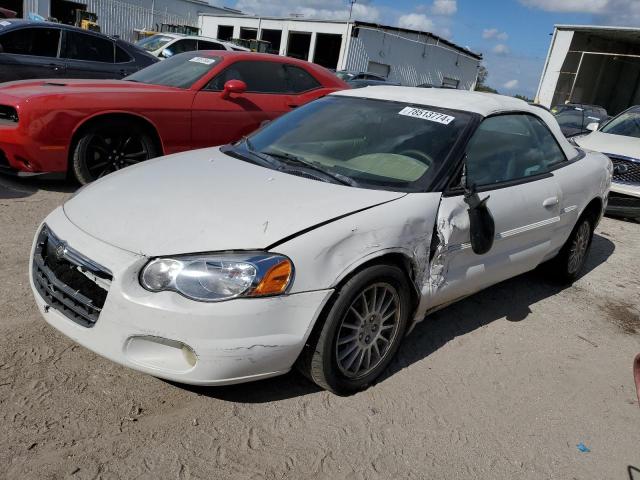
[0,0,237,42]
[537,24,640,115]
[198,14,482,89]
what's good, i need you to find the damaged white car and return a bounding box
[30,87,612,394]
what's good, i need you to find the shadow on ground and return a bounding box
[180,233,615,403]
[0,175,76,200]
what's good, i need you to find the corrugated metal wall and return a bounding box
[23,0,230,42]
[345,27,480,89]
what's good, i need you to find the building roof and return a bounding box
[554,24,640,44]
[198,13,481,60]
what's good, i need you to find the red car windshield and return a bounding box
[125,52,221,89]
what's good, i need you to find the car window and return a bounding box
[0,27,60,57]
[63,31,114,62]
[466,114,562,187]
[555,109,584,129]
[167,39,197,55]
[115,45,132,63]
[125,51,221,88]
[600,110,640,138]
[207,60,289,93]
[285,65,321,93]
[198,40,225,50]
[136,34,173,52]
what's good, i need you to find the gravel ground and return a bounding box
[1,175,639,480]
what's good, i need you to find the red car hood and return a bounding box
[0,79,179,101]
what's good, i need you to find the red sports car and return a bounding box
[0,51,347,183]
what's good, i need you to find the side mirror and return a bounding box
[222,79,247,99]
[160,48,173,59]
[586,122,599,132]
[464,187,495,255]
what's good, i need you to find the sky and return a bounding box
[207,0,640,99]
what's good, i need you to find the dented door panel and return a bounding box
[274,193,442,297]
[426,177,562,310]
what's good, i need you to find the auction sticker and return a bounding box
[398,107,455,125]
[189,57,216,65]
[0,21,11,27]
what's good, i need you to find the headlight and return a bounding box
[140,253,293,302]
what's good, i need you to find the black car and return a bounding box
[551,103,608,138]
[0,19,158,83]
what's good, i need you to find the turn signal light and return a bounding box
[251,260,292,296]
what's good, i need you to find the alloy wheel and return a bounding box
[85,133,150,180]
[335,282,401,379]
[568,221,590,274]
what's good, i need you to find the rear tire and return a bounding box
[548,216,594,283]
[72,121,159,185]
[298,264,411,395]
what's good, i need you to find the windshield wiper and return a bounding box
[261,150,359,187]
[237,137,281,168]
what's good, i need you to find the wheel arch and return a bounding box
[67,111,165,168]
[579,196,604,227]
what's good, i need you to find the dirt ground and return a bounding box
[1,175,639,480]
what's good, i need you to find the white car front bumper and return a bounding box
[29,208,333,386]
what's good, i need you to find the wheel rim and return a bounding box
[335,282,401,379]
[84,133,150,180]
[568,221,590,274]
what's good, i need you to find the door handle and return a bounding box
[48,63,63,71]
[287,103,300,109]
[542,196,559,208]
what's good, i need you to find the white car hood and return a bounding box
[63,148,405,256]
[576,131,640,159]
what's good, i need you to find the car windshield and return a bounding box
[235,96,474,192]
[124,52,221,88]
[601,110,640,138]
[136,34,174,52]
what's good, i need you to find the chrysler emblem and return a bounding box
[55,242,67,260]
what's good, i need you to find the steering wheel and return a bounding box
[397,150,434,169]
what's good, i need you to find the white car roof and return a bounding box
[332,86,579,158]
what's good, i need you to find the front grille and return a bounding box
[607,154,640,185]
[32,225,112,328]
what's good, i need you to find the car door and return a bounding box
[61,29,118,79]
[0,26,64,82]
[190,60,291,149]
[429,113,564,308]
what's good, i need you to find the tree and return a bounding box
[474,64,498,94]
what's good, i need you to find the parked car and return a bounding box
[136,33,249,58]
[0,50,347,183]
[574,105,640,220]
[348,78,401,89]
[29,88,611,394]
[0,19,157,83]
[551,103,608,138]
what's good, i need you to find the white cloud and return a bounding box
[503,79,519,89]
[518,0,608,14]
[492,43,510,55]
[398,13,435,32]
[431,0,457,16]
[482,28,508,41]
[232,0,380,21]
[518,0,640,25]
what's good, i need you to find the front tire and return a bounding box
[71,121,158,184]
[549,216,594,283]
[299,264,411,395]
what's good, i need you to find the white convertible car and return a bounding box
[30,88,612,394]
